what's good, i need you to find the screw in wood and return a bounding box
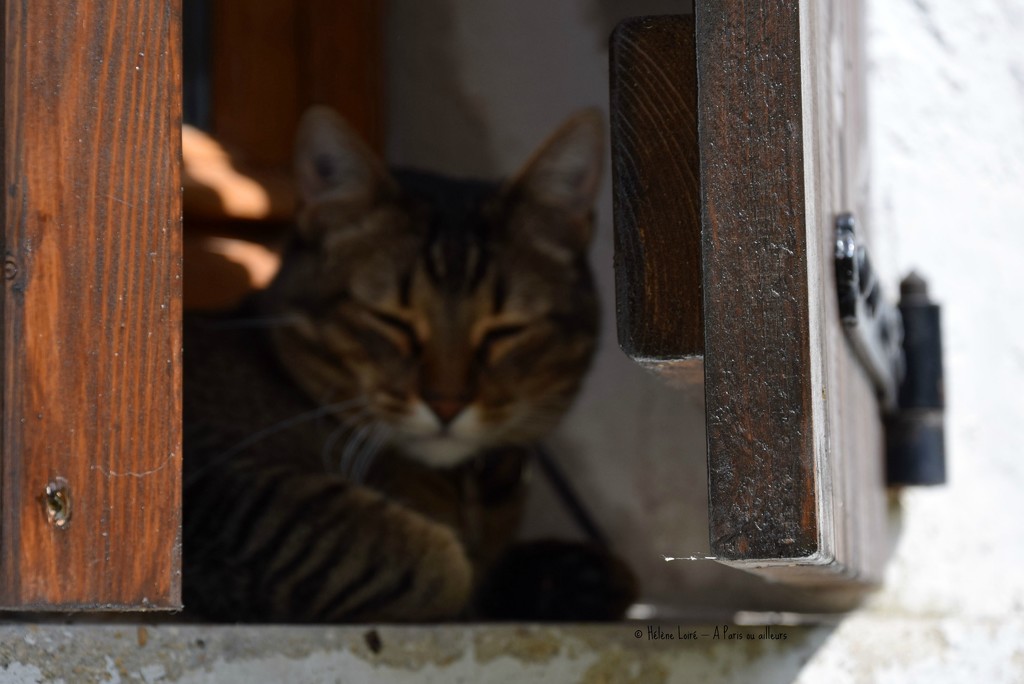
[4,257,18,280]
[42,478,71,528]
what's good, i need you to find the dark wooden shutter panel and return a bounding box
[612,0,888,587]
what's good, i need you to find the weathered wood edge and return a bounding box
[696,0,826,567]
[610,15,703,384]
[698,0,886,585]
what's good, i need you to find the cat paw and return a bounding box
[475,539,637,621]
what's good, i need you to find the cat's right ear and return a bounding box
[294,106,396,209]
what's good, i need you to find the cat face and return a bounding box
[263,107,602,468]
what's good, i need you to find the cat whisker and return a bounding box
[352,424,393,484]
[319,405,374,471]
[319,423,349,470]
[325,408,375,475]
[337,422,374,478]
[186,398,368,487]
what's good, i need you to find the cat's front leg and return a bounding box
[186,470,473,623]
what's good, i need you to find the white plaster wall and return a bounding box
[866,0,1024,621]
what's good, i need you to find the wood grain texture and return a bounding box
[698,0,818,562]
[610,16,703,383]
[1,0,182,608]
[210,0,384,167]
[697,0,887,583]
[300,0,385,156]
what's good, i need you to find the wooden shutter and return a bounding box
[1,0,182,609]
[612,0,887,586]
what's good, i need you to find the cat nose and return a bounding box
[424,395,469,426]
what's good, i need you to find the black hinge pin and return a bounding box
[886,273,946,486]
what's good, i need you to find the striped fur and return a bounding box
[183,108,606,622]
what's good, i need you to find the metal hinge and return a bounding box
[834,213,946,486]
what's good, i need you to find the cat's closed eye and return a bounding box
[361,307,422,355]
[477,323,530,364]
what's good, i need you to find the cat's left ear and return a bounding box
[294,106,396,208]
[504,109,604,248]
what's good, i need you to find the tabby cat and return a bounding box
[183,107,635,622]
